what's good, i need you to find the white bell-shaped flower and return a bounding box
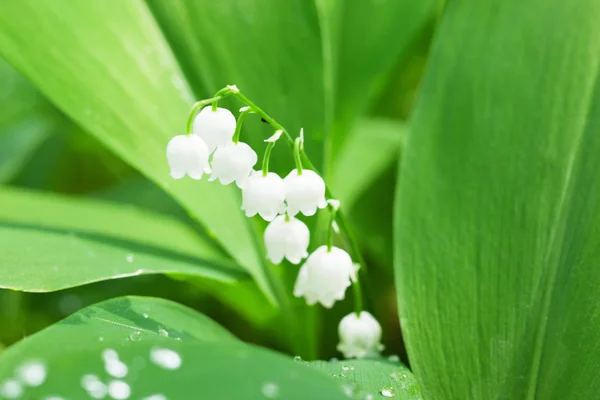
[192,106,236,152]
[264,215,309,264]
[241,170,286,221]
[337,311,384,359]
[166,134,210,180]
[209,142,257,187]
[293,245,354,308]
[284,169,328,216]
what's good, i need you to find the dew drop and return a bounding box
[142,395,167,400]
[17,360,46,386]
[387,355,400,362]
[158,328,169,337]
[341,365,350,372]
[81,374,107,399]
[364,394,374,400]
[108,380,131,399]
[329,357,339,363]
[129,331,142,342]
[342,384,354,397]
[261,382,279,398]
[381,387,395,397]
[0,379,23,399]
[143,313,149,319]
[150,347,181,370]
[293,356,302,362]
[126,254,135,263]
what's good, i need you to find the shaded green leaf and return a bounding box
[394,1,600,399]
[331,118,405,210]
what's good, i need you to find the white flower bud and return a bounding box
[209,142,257,187]
[293,245,354,308]
[284,169,327,217]
[337,311,384,359]
[264,215,309,264]
[192,106,236,152]
[166,135,210,180]
[241,170,286,221]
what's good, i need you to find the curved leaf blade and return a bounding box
[394,1,600,399]
[0,188,247,291]
[0,297,350,399]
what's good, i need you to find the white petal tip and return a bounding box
[327,199,341,210]
[265,130,283,143]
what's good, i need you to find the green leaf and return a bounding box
[310,359,422,400]
[0,57,54,182]
[394,2,600,399]
[0,0,275,304]
[0,187,247,291]
[331,118,405,210]
[0,297,350,399]
[315,0,438,168]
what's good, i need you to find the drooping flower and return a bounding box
[284,169,327,216]
[337,311,384,359]
[192,106,236,152]
[241,170,286,221]
[166,135,210,180]
[293,245,354,308]
[209,142,257,187]
[264,215,310,264]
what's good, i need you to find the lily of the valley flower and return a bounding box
[284,169,327,216]
[166,135,210,180]
[241,170,286,221]
[293,245,354,308]
[209,142,257,187]
[193,106,236,152]
[264,215,309,264]
[337,311,384,359]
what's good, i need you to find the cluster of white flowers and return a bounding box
[166,91,383,359]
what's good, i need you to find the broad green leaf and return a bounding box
[331,118,405,210]
[0,0,275,304]
[0,188,247,291]
[0,187,223,261]
[0,226,246,291]
[0,297,350,399]
[0,58,53,182]
[395,2,600,399]
[310,359,422,400]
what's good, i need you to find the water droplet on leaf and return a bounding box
[261,382,279,398]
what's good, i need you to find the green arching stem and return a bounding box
[326,206,338,252]
[262,141,276,177]
[352,276,363,316]
[186,95,227,135]
[293,137,304,175]
[211,87,232,111]
[232,108,254,143]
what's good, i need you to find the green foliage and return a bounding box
[1,0,596,398]
[394,1,600,399]
[310,359,422,400]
